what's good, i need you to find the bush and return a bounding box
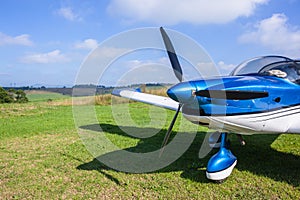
[0,87,28,103]
[15,89,29,103]
[0,87,13,103]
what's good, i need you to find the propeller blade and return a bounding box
[194,90,269,100]
[160,104,182,156]
[160,27,183,82]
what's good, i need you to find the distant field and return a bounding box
[25,90,70,102]
[0,97,300,199]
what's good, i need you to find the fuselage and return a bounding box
[167,75,300,134]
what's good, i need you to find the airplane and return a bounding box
[112,27,300,182]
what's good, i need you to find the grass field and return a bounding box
[25,90,70,102]
[1,92,300,199]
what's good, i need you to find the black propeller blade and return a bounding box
[194,90,269,100]
[160,104,182,156]
[160,27,183,82]
[159,27,185,156]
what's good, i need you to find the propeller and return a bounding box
[160,27,183,82]
[159,104,182,156]
[159,27,184,154]
[194,90,269,100]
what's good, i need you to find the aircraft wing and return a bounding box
[112,89,179,111]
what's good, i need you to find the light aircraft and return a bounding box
[112,27,300,182]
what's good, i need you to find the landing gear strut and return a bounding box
[237,134,246,146]
[206,133,237,182]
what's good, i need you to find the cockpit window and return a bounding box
[231,56,292,76]
[258,61,300,84]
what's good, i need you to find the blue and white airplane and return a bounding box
[112,27,300,182]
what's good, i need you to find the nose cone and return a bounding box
[167,82,195,103]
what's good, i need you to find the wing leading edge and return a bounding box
[112,89,179,111]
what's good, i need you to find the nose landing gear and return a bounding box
[206,133,237,183]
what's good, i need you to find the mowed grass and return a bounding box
[1,93,300,199]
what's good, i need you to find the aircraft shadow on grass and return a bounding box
[77,123,300,186]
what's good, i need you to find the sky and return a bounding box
[1,0,300,87]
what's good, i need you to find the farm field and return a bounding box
[1,92,300,199]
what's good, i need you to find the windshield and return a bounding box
[231,56,292,76]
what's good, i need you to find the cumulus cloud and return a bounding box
[21,50,69,64]
[239,13,300,57]
[56,7,82,21]
[74,39,98,50]
[0,32,33,46]
[107,0,268,25]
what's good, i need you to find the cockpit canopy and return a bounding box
[231,56,300,84]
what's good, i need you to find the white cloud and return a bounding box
[107,0,268,25]
[195,61,236,76]
[0,73,10,76]
[239,13,300,58]
[21,50,69,64]
[217,61,236,75]
[114,60,178,85]
[74,39,98,50]
[88,47,129,60]
[0,32,33,46]
[56,7,81,21]
[124,57,168,68]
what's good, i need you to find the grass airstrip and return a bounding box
[0,91,300,199]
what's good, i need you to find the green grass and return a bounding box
[0,100,300,199]
[26,91,69,102]
[0,103,74,139]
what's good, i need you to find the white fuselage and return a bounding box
[183,104,300,135]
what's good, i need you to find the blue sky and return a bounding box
[1,0,300,87]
